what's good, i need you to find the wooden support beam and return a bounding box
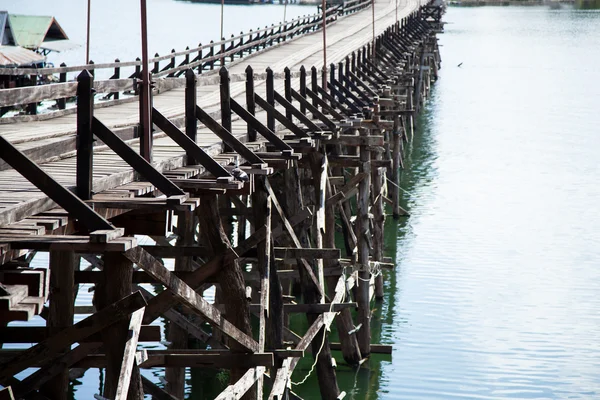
[123,247,259,352]
[0,136,113,230]
[230,98,293,152]
[215,367,266,400]
[0,291,146,384]
[92,117,186,197]
[290,88,337,131]
[254,94,309,138]
[273,91,321,132]
[195,105,264,165]
[152,108,233,179]
[114,308,145,400]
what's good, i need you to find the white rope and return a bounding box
[292,274,346,386]
[385,176,411,195]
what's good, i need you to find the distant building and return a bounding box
[0,11,75,55]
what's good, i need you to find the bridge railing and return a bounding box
[0,0,371,121]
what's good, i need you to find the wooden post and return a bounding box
[185,69,197,165]
[94,253,144,400]
[196,196,256,400]
[283,162,340,400]
[245,66,257,142]
[76,70,94,201]
[209,41,215,70]
[325,166,362,366]
[392,113,402,218]
[356,126,372,356]
[165,211,195,399]
[311,66,318,109]
[284,67,292,121]
[112,58,121,100]
[197,44,203,74]
[221,37,226,67]
[57,63,67,110]
[219,67,233,153]
[26,74,37,115]
[152,53,160,74]
[299,66,307,114]
[39,251,77,400]
[266,67,275,132]
[371,104,385,299]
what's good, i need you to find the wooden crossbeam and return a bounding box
[0,135,114,230]
[151,108,233,179]
[124,247,259,352]
[92,117,186,197]
[0,291,146,384]
[0,235,136,253]
[0,325,160,343]
[325,172,368,206]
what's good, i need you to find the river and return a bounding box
[295,4,600,399]
[5,1,600,399]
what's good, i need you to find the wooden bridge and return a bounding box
[0,0,443,398]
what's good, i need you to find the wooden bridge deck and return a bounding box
[0,0,419,226]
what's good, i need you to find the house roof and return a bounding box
[6,14,69,49]
[0,45,45,67]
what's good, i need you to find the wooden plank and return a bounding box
[114,307,145,400]
[273,247,340,259]
[141,376,179,400]
[0,291,146,384]
[123,247,259,352]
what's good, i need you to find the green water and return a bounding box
[294,5,600,399]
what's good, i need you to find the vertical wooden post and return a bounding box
[220,67,233,153]
[299,65,307,114]
[221,38,226,67]
[197,44,203,74]
[152,54,160,74]
[245,66,257,142]
[283,162,340,400]
[165,211,195,399]
[57,63,67,110]
[133,58,141,93]
[196,196,256,400]
[76,70,94,201]
[356,126,372,356]
[209,41,215,70]
[311,66,318,109]
[266,67,275,132]
[112,58,121,100]
[238,32,244,59]
[324,163,362,366]
[26,74,37,115]
[39,251,77,400]
[185,69,197,165]
[371,103,385,299]
[95,253,144,399]
[392,113,402,218]
[248,30,253,54]
[329,63,336,101]
[284,67,292,121]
